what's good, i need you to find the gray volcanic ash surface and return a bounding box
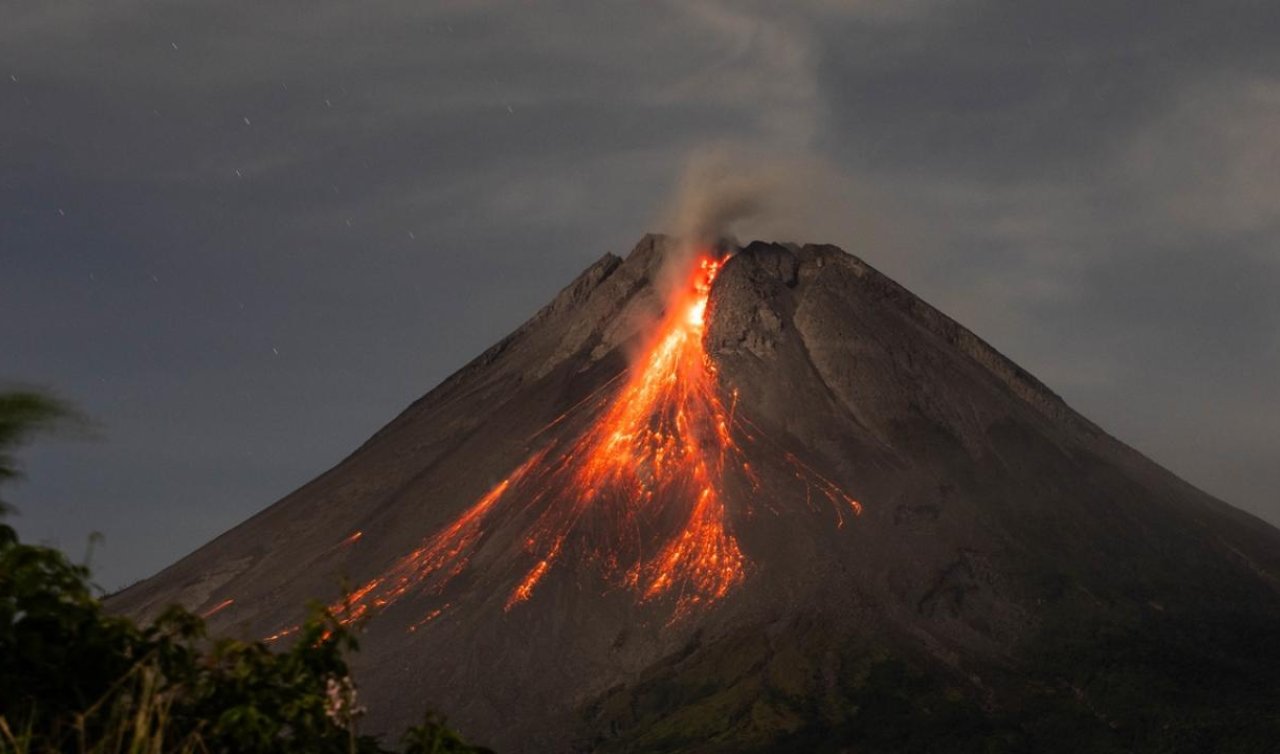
[111,235,1280,752]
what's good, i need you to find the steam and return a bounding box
[665,146,783,248]
[658,144,889,274]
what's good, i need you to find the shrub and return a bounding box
[0,389,489,753]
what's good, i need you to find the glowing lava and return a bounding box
[507,256,746,616]
[292,250,861,635]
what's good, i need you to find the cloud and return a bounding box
[1124,77,1280,244]
[652,2,822,150]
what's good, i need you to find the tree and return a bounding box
[0,390,76,515]
[0,389,489,753]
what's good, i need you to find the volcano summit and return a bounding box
[112,235,1280,752]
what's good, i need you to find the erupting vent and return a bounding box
[268,250,861,639]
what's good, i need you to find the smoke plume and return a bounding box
[657,144,889,282]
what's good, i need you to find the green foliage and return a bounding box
[0,390,490,754]
[0,526,143,734]
[0,390,76,514]
[401,714,492,754]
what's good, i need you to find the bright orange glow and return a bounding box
[505,536,563,610]
[514,255,747,617]
[470,255,750,619]
[407,604,448,632]
[264,249,864,640]
[263,625,297,643]
[200,598,234,619]
[783,451,862,528]
[325,450,549,628]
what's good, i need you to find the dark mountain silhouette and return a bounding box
[111,235,1280,752]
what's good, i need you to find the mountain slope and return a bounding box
[110,235,1280,752]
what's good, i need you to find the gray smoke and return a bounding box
[665,147,783,248]
[657,144,895,277]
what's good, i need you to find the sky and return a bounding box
[3,0,1278,590]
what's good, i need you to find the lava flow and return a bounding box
[506,255,746,616]
[299,249,861,634]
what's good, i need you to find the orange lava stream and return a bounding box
[200,598,234,619]
[506,257,746,616]
[326,450,549,627]
[285,251,862,637]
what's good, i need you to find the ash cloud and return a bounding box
[664,147,779,248]
[656,145,895,287]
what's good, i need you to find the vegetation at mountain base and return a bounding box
[580,587,1280,753]
[0,389,489,754]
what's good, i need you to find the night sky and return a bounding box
[4,1,1278,590]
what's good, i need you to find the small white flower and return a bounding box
[324,675,367,729]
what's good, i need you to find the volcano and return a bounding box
[111,235,1280,752]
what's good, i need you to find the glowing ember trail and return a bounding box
[200,598,234,619]
[292,250,862,635]
[326,450,549,627]
[506,256,746,617]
